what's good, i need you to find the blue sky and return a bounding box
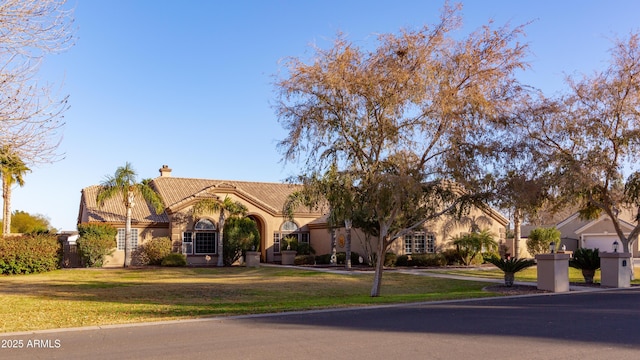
[9,0,640,231]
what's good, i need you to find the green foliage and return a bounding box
[336,251,360,265]
[294,255,316,265]
[384,252,397,267]
[161,253,187,267]
[223,217,260,266]
[569,248,600,271]
[314,254,330,264]
[297,242,316,255]
[76,223,117,267]
[485,255,536,274]
[4,210,55,234]
[138,237,172,266]
[526,227,561,256]
[281,236,298,252]
[449,230,498,266]
[0,234,61,274]
[396,253,447,267]
[78,223,118,239]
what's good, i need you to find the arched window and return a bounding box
[273,220,309,253]
[182,218,218,255]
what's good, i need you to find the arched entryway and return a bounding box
[246,214,266,262]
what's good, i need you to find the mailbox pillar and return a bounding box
[535,253,570,292]
[599,252,631,288]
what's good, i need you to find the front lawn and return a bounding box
[427,266,640,284]
[0,267,497,333]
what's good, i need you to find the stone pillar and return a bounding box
[281,250,297,265]
[599,252,631,288]
[245,251,261,267]
[535,253,570,292]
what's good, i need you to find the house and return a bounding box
[517,210,640,258]
[77,165,509,267]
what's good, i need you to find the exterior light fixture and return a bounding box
[549,242,556,254]
[613,240,619,253]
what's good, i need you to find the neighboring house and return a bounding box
[77,165,509,267]
[519,210,640,257]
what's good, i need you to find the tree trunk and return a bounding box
[513,209,521,258]
[2,177,11,236]
[370,227,389,297]
[582,269,595,284]
[124,196,133,268]
[504,272,515,287]
[330,228,337,264]
[217,212,226,267]
[345,227,352,269]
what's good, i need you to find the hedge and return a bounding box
[0,234,61,275]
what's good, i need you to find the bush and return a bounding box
[526,227,561,256]
[411,253,447,267]
[138,237,172,265]
[395,253,447,267]
[294,254,316,265]
[223,217,260,266]
[297,242,316,256]
[77,223,117,267]
[569,248,601,284]
[315,254,332,265]
[441,248,462,265]
[335,251,361,265]
[281,236,298,251]
[161,253,187,267]
[396,254,410,266]
[384,252,397,267]
[0,234,61,274]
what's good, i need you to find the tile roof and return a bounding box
[150,177,317,214]
[80,176,322,225]
[80,185,169,224]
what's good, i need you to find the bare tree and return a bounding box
[0,0,74,164]
[275,3,529,296]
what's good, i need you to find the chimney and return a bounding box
[159,165,172,177]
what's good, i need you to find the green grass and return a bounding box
[0,267,498,333]
[427,266,640,284]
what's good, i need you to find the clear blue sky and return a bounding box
[9,0,640,231]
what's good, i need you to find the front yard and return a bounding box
[0,266,495,333]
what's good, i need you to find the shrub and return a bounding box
[294,254,316,265]
[315,254,332,265]
[396,254,410,267]
[526,227,561,256]
[335,251,361,265]
[0,234,61,274]
[411,253,447,267]
[384,252,397,267]
[442,248,462,265]
[569,248,600,284]
[281,236,298,251]
[485,255,536,287]
[138,237,172,265]
[297,242,316,256]
[161,253,187,267]
[223,217,260,266]
[449,230,498,266]
[77,223,117,267]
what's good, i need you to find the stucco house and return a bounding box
[77,165,508,267]
[515,210,640,258]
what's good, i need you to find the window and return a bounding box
[117,228,139,251]
[183,219,218,255]
[404,231,435,254]
[273,221,309,253]
[182,232,193,254]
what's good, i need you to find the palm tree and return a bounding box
[192,196,247,266]
[0,147,30,236]
[96,162,164,267]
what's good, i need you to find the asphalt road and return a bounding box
[2,287,640,360]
